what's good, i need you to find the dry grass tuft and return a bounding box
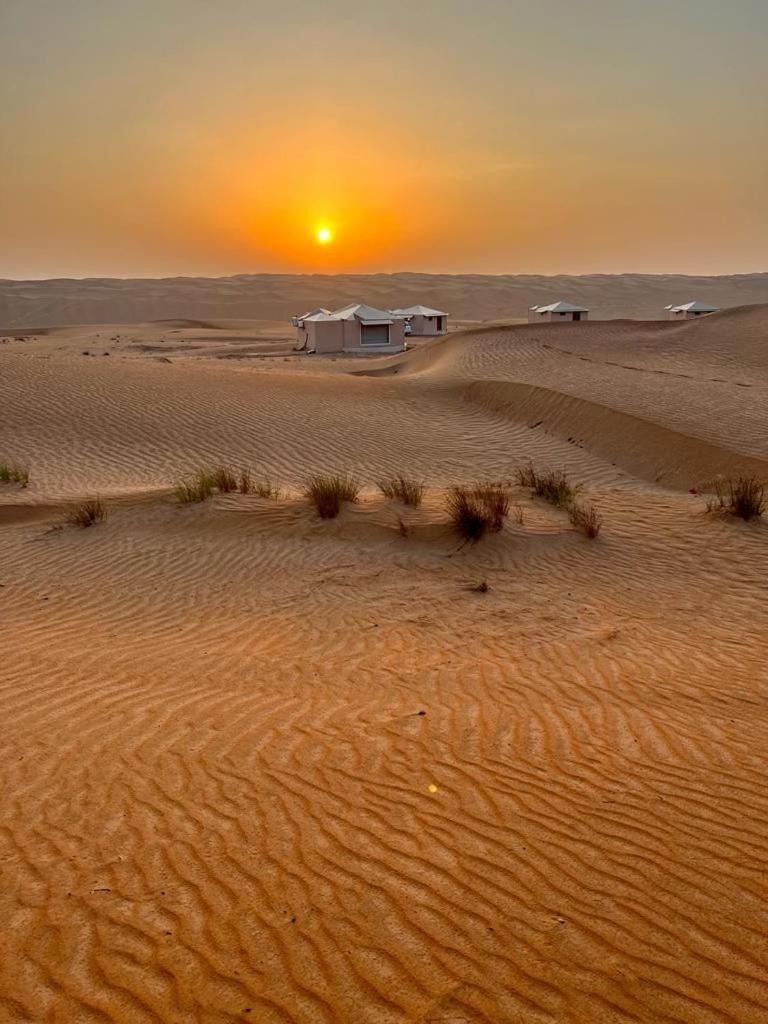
[446,483,512,543]
[210,466,238,493]
[306,473,360,519]
[568,501,603,538]
[471,483,510,532]
[706,476,766,521]
[174,471,215,504]
[467,580,490,593]
[517,462,580,507]
[378,475,425,507]
[237,468,281,498]
[0,461,30,487]
[66,498,107,528]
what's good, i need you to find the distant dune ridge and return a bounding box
[1,271,767,327]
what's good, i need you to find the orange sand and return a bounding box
[2,307,768,1023]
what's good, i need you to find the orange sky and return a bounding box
[1,0,766,278]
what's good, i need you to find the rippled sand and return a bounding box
[2,308,768,1023]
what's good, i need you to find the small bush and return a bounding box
[446,483,512,543]
[471,483,510,532]
[517,462,580,508]
[174,471,215,504]
[467,580,490,593]
[306,473,360,519]
[0,462,29,487]
[378,475,424,507]
[568,501,602,538]
[238,469,253,494]
[253,479,281,499]
[446,487,490,543]
[210,466,238,493]
[706,476,766,521]
[66,498,107,528]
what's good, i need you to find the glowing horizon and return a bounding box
[1,0,766,279]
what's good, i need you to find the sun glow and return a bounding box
[316,226,333,245]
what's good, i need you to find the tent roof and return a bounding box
[530,300,589,313]
[665,301,720,312]
[391,304,448,317]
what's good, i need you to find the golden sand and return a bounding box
[2,308,768,1022]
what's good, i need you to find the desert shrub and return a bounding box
[210,466,238,493]
[446,487,491,543]
[238,469,253,494]
[174,471,215,504]
[471,483,510,531]
[306,473,360,519]
[706,476,766,521]
[568,501,603,538]
[467,580,490,593]
[378,475,424,507]
[0,462,29,487]
[66,498,107,528]
[517,462,580,507]
[253,478,281,499]
[446,483,511,543]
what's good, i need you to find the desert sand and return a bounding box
[2,306,768,1023]
[2,272,768,328]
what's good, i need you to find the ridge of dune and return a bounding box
[2,272,768,327]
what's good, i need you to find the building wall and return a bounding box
[296,318,406,353]
[409,314,447,336]
[667,309,716,320]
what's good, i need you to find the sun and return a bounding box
[316,226,333,245]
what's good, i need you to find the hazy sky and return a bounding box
[1,0,766,278]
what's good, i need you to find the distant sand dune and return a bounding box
[2,271,768,327]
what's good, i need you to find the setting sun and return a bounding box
[316,227,333,245]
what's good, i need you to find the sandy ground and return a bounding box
[2,272,768,327]
[2,308,768,1023]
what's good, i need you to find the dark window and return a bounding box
[361,324,390,346]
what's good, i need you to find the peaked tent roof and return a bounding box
[391,305,448,317]
[664,301,720,312]
[530,300,589,313]
[328,303,396,323]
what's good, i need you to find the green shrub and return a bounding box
[0,462,29,487]
[174,471,215,504]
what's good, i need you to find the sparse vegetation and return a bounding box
[467,580,490,593]
[174,470,215,504]
[66,498,107,528]
[471,483,510,531]
[568,501,603,538]
[446,483,512,543]
[210,466,238,493]
[306,473,360,519]
[378,475,425,507]
[517,462,581,507]
[0,462,29,487]
[238,468,281,498]
[705,476,766,521]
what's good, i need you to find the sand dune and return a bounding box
[2,309,768,1022]
[2,271,768,327]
